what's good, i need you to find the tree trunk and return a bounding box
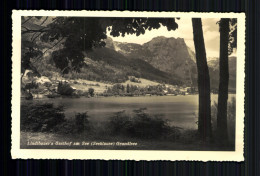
[192,18,212,140]
[217,18,230,142]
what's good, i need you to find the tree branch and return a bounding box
[22,29,49,34]
[32,37,65,64]
[31,32,42,42]
[21,26,30,30]
[40,17,48,26]
[43,37,64,53]
[22,27,49,34]
[22,17,33,25]
[30,31,39,41]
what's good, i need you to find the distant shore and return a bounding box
[22,92,238,101]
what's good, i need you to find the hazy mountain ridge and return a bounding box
[106,36,236,89]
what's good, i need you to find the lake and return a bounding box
[27,94,236,130]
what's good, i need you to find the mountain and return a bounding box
[107,36,236,90]
[107,36,198,86]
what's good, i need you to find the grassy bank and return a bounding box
[20,102,235,151]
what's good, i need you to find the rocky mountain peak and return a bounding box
[143,36,185,48]
[104,36,197,86]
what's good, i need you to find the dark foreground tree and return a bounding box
[192,18,212,140]
[217,18,237,142]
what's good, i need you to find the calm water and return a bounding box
[28,94,235,130]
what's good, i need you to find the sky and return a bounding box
[108,18,235,58]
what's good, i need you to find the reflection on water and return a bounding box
[27,94,236,130]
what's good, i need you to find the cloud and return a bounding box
[202,18,220,32]
[201,18,220,57]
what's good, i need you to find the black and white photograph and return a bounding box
[11,11,245,161]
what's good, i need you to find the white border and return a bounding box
[11,10,245,161]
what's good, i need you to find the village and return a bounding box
[21,72,201,100]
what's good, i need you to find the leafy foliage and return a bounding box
[75,113,90,133]
[43,17,108,74]
[21,103,65,132]
[104,83,167,96]
[88,88,95,97]
[106,18,178,37]
[21,102,92,134]
[55,112,91,134]
[21,40,43,76]
[130,77,141,83]
[107,108,180,139]
[51,48,85,74]
[24,81,39,91]
[57,81,75,96]
[228,18,237,55]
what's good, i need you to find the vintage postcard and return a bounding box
[11,10,245,161]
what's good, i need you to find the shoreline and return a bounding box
[22,92,237,100]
